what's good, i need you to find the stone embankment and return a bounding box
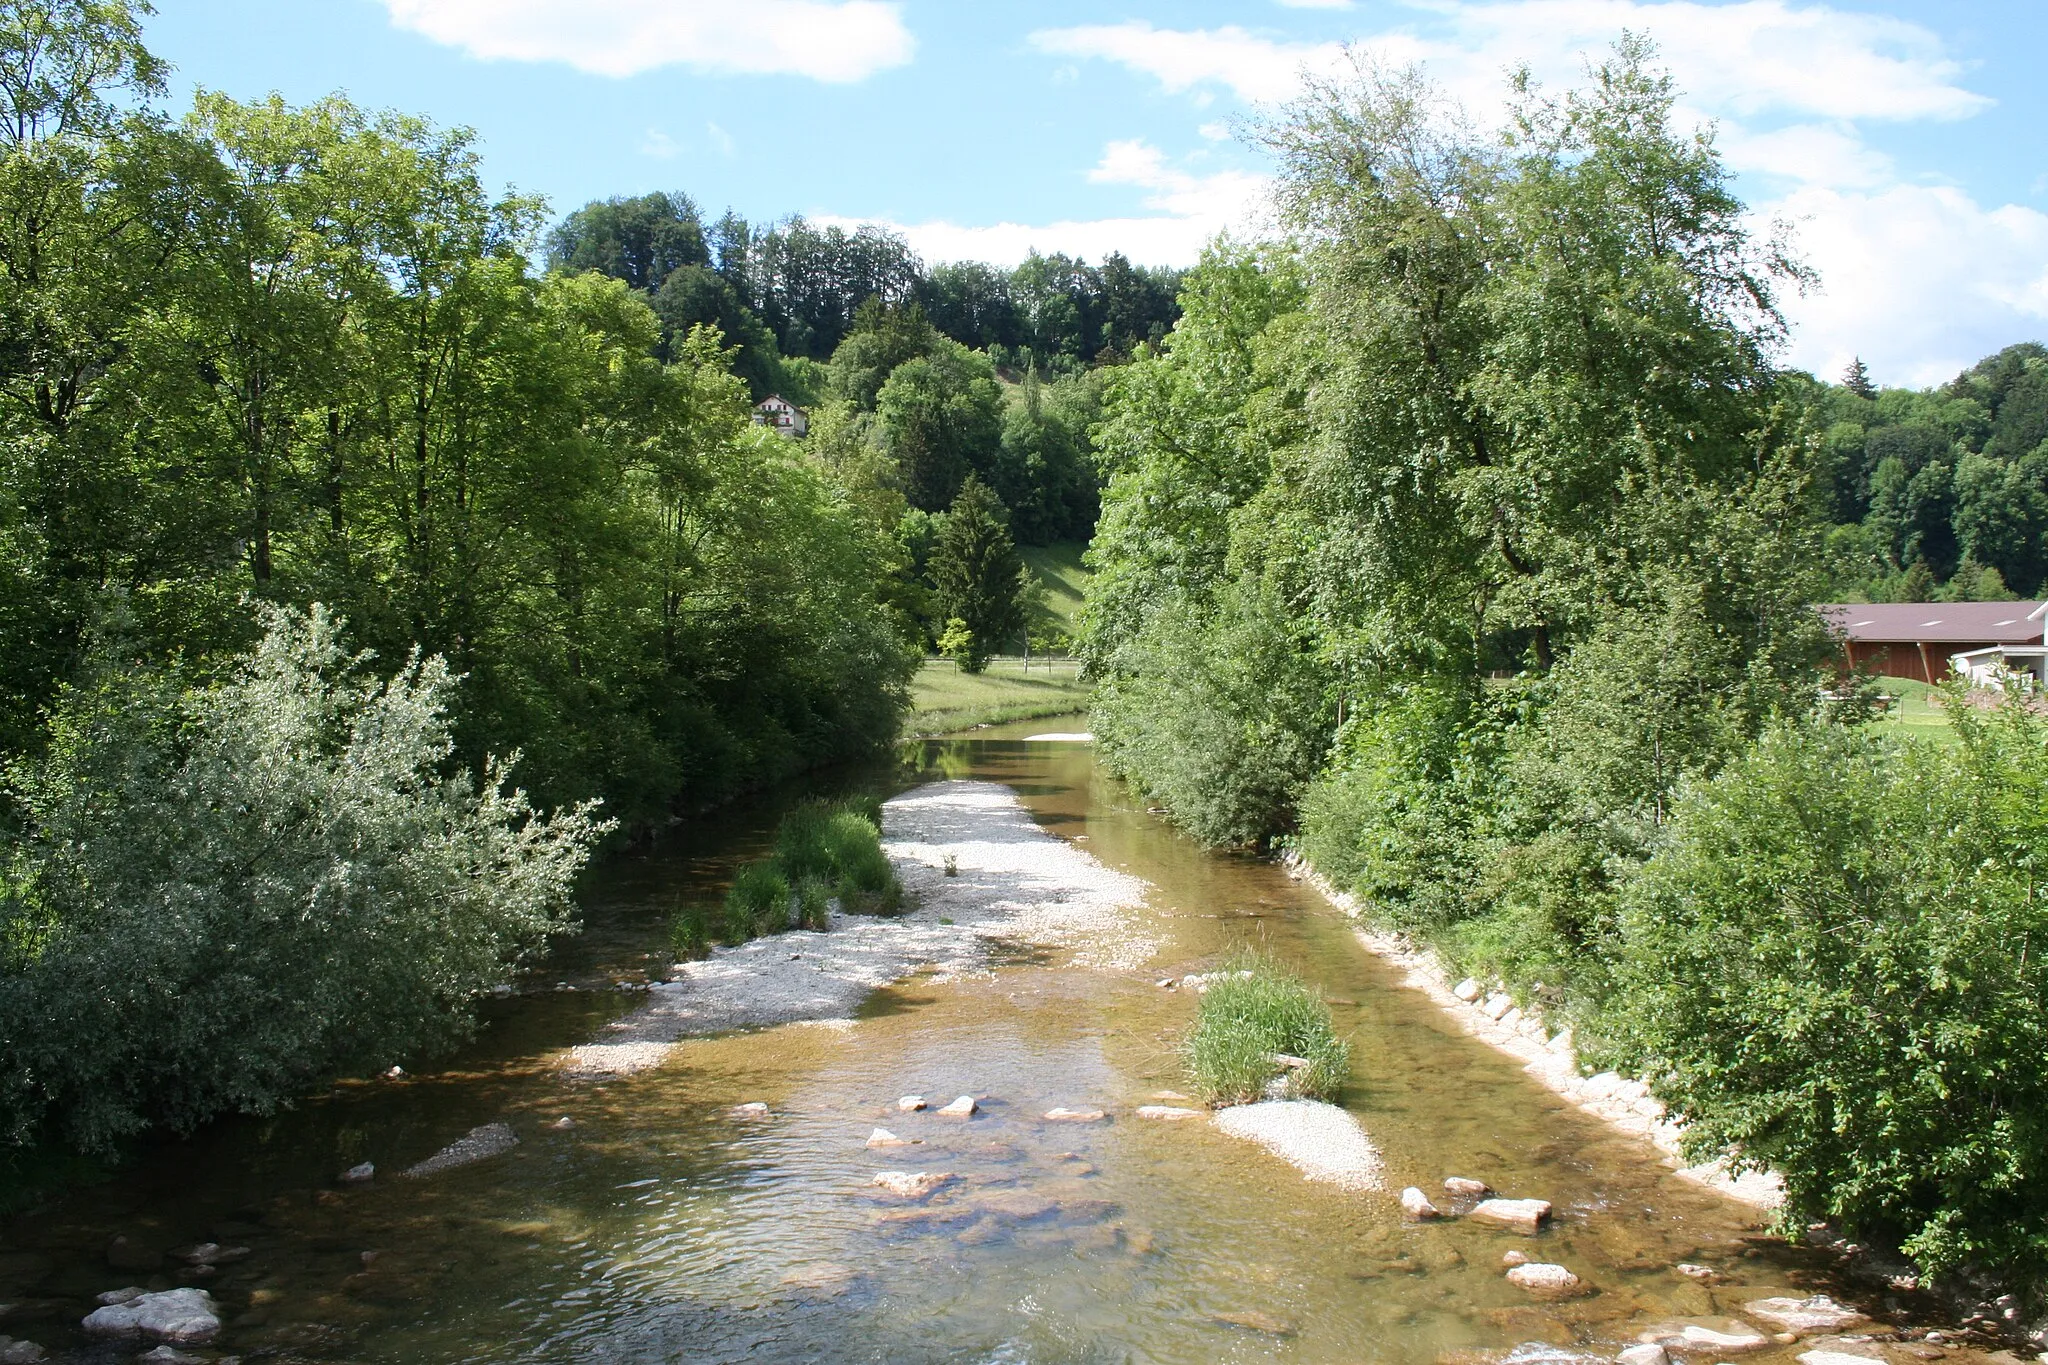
[1281,851,1783,1209]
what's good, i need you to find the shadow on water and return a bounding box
[0,714,1937,1362]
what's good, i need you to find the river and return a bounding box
[0,720,1952,1363]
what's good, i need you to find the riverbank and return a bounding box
[905,657,1092,736]
[560,780,1152,1075]
[1280,851,1785,1210]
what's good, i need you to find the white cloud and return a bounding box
[1032,3,1985,123]
[1716,120,1894,189]
[379,0,914,82]
[638,127,678,159]
[1774,184,2048,387]
[821,140,1269,268]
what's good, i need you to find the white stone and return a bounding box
[1502,1250,1529,1267]
[727,1101,770,1119]
[1470,1197,1552,1232]
[1639,1319,1771,1353]
[869,1170,956,1199]
[1746,1297,1869,1335]
[1619,1346,1671,1365]
[1400,1186,1441,1220]
[1453,977,1482,1001]
[866,1127,911,1148]
[1211,1101,1384,1192]
[1043,1107,1106,1122]
[402,1121,519,1176]
[1500,1006,1525,1029]
[1443,1176,1491,1197]
[896,1095,926,1112]
[1506,1263,1584,1297]
[1482,993,1514,1020]
[936,1095,977,1117]
[1675,1263,1717,1280]
[81,1288,221,1344]
[1581,1071,1624,1101]
[1136,1105,1204,1121]
[0,1336,46,1364]
[1799,1352,1884,1365]
[339,1161,375,1182]
[1547,1027,1575,1053]
[95,1287,146,1306]
[137,1349,207,1365]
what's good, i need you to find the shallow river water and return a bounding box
[0,722,1939,1363]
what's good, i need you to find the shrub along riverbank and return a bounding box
[1079,39,2048,1295]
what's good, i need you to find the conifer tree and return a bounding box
[930,476,1024,672]
[1842,355,1878,400]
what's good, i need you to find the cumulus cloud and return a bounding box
[379,0,914,82]
[1033,2,1984,122]
[1773,185,2048,387]
[823,140,1268,268]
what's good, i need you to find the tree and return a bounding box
[546,191,708,291]
[1841,355,1877,400]
[929,475,1023,672]
[874,340,1003,512]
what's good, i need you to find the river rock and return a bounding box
[1503,1251,1530,1267]
[1044,1107,1105,1122]
[548,1116,577,1131]
[937,1095,978,1117]
[1471,1197,1552,1232]
[103,1236,161,1273]
[1136,1105,1203,1121]
[1675,1263,1718,1280]
[80,1287,221,1343]
[0,1336,45,1363]
[870,1170,958,1200]
[1444,1176,1491,1197]
[1507,1263,1585,1297]
[1638,1318,1772,1353]
[970,1192,1059,1224]
[402,1122,519,1177]
[1401,1187,1442,1220]
[1211,1309,1294,1336]
[339,1161,376,1182]
[897,1095,927,1112]
[727,1102,770,1119]
[1746,1297,1869,1335]
[1453,978,1483,1001]
[866,1127,911,1148]
[172,1243,249,1267]
[1482,993,1515,1020]
[1799,1352,1884,1365]
[96,1287,146,1307]
[137,1348,207,1365]
[1618,1346,1671,1365]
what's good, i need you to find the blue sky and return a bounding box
[146,1,2048,387]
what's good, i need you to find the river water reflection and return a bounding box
[1,721,1897,1362]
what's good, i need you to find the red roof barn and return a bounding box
[1822,601,2048,684]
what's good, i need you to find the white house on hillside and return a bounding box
[753,395,806,438]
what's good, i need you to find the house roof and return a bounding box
[1820,601,2048,644]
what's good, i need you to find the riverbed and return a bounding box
[0,721,1968,1363]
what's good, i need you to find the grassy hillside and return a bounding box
[1866,675,1957,745]
[907,657,1090,736]
[1021,541,1090,636]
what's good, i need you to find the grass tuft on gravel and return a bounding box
[1187,950,1350,1107]
[670,797,901,954]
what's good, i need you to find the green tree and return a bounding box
[929,475,1023,671]
[545,190,708,291]
[874,339,1003,512]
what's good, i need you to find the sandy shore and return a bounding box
[1282,853,1783,1209]
[560,781,1154,1077]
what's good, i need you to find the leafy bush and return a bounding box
[1604,701,2048,1280]
[1094,580,1330,847]
[723,863,790,942]
[0,606,609,1157]
[1186,951,1350,1106]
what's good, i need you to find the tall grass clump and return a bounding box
[723,863,790,942]
[707,796,901,949]
[1186,951,1350,1107]
[668,904,713,960]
